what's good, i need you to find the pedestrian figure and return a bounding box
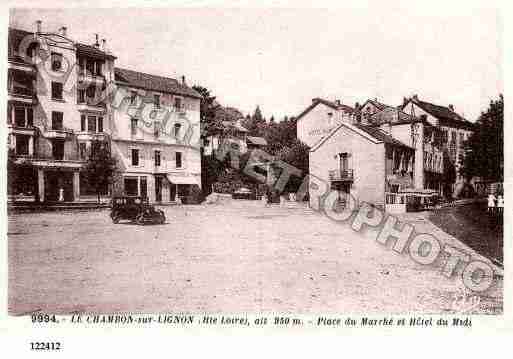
[487,193,496,213]
[58,188,64,202]
[497,195,504,214]
[280,194,285,207]
[261,194,267,207]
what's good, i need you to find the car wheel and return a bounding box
[135,214,145,225]
[111,213,120,224]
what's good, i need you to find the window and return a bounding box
[80,115,86,131]
[175,151,182,168]
[154,94,160,109]
[51,82,63,100]
[131,118,138,136]
[124,178,138,196]
[154,150,161,167]
[98,117,103,133]
[27,108,33,127]
[174,97,182,111]
[78,89,85,103]
[130,91,137,105]
[14,107,26,127]
[78,57,86,74]
[79,142,87,160]
[51,52,62,71]
[339,152,349,172]
[86,59,95,76]
[87,115,97,132]
[51,112,63,130]
[52,140,64,160]
[174,123,181,138]
[15,135,29,156]
[131,149,139,166]
[86,86,96,101]
[140,177,147,198]
[154,122,160,137]
[96,61,103,76]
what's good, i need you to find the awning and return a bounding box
[399,188,439,196]
[166,174,200,185]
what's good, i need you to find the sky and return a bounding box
[10,3,502,122]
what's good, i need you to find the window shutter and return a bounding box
[140,149,145,164]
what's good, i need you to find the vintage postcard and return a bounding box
[1,0,511,356]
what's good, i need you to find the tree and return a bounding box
[460,95,503,182]
[274,139,310,193]
[192,85,219,138]
[242,105,267,135]
[83,140,118,203]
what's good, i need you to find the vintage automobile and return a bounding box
[110,196,165,225]
[232,187,256,200]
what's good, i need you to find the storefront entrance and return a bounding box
[45,170,74,202]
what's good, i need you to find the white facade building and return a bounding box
[111,68,202,203]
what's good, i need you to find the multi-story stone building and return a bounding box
[298,95,474,212]
[7,21,202,204]
[7,22,115,202]
[400,95,474,195]
[110,68,202,203]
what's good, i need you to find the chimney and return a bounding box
[181,75,186,85]
[448,104,454,111]
[94,34,100,48]
[59,26,67,37]
[36,20,42,33]
[335,99,341,106]
[412,94,419,101]
[101,39,106,51]
[403,97,408,106]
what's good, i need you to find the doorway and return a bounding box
[45,171,74,202]
[155,176,162,202]
[169,183,176,201]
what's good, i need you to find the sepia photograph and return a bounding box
[5,3,504,320]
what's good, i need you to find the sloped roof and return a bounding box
[353,124,414,149]
[221,120,249,133]
[405,98,474,129]
[310,121,413,152]
[8,27,116,61]
[247,136,267,146]
[370,107,423,126]
[115,67,201,99]
[296,97,354,122]
[361,98,394,111]
[76,42,116,60]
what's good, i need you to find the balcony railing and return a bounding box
[328,169,354,182]
[9,86,35,97]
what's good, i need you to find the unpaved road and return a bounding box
[8,201,503,315]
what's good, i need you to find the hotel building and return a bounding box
[7,21,202,204]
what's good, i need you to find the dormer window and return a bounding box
[51,52,62,71]
[130,91,137,105]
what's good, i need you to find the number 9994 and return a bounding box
[31,314,58,323]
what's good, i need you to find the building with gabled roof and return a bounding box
[309,121,415,211]
[400,95,474,196]
[111,67,202,203]
[296,97,354,147]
